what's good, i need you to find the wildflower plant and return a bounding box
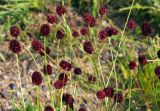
[2,0,160,111]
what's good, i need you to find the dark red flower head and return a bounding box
[59,60,72,71]
[10,39,21,53]
[141,21,152,36]
[105,27,118,37]
[62,93,74,106]
[10,26,20,37]
[45,105,54,111]
[56,29,64,39]
[54,80,63,89]
[155,66,160,79]
[39,47,50,56]
[103,87,114,98]
[43,64,53,75]
[114,93,123,103]
[83,13,93,24]
[127,20,136,29]
[128,61,137,70]
[58,73,68,85]
[157,50,160,59]
[40,24,50,36]
[99,6,107,15]
[88,75,96,83]
[83,41,93,54]
[99,29,107,41]
[89,18,96,27]
[80,27,88,36]
[56,6,65,16]
[96,90,106,100]
[32,71,42,86]
[74,67,82,75]
[79,108,87,111]
[31,39,42,52]
[72,30,79,38]
[47,15,58,24]
[138,55,147,65]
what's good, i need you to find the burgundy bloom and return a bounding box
[138,55,147,65]
[59,60,72,71]
[39,47,50,56]
[9,39,21,53]
[32,71,42,86]
[99,29,107,40]
[127,20,136,29]
[128,61,137,70]
[105,27,118,37]
[40,24,50,36]
[58,73,68,85]
[141,21,152,36]
[89,18,96,27]
[56,29,64,39]
[31,39,42,52]
[157,50,160,59]
[47,15,58,24]
[74,67,82,75]
[88,75,96,83]
[56,6,65,16]
[80,27,88,36]
[79,108,87,111]
[72,30,79,38]
[54,80,63,89]
[83,41,93,54]
[10,26,20,37]
[114,93,123,103]
[45,105,54,111]
[155,66,160,78]
[99,6,107,15]
[103,87,114,98]
[43,64,53,75]
[96,90,106,100]
[83,13,93,24]
[62,93,74,107]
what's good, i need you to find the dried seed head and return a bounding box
[99,6,107,15]
[103,87,114,98]
[47,15,58,24]
[31,39,42,52]
[96,90,106,100]
[83,41,93,54]
[59,60,72,71]
[56,6,65,16]
[45,105,54,111]
[128,61,137,70]
[9,39,21,53]
[40,24,50,36]
[32,71,42,86]
[141,21,152,36]
[54,80,63,89]
[114,93,123,103]
[10,26,20,37]
[43,64,53,75]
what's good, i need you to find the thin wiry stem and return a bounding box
[15,54,25,110]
